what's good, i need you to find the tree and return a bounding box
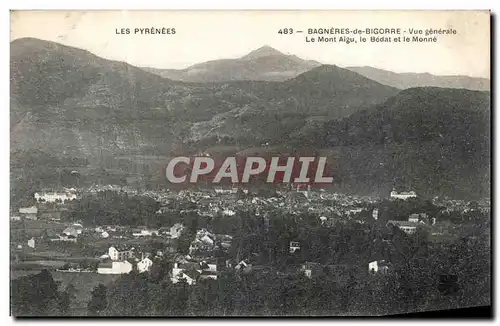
[58,284,76,315]
[170,280,190,316]
[11,269,60,316]
[87,283,108,315]
[177,229,195,255]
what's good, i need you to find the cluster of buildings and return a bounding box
[90,223,185,241]
[432,197,491,215]
[12,203,68,222]
[97,245,157,274]
[34,190,78,203]
[48,224,84,243]
[386,212,435,235]
[11,189,79,222]
[14,206,38,220]
[188,229,232,256]
[171,261,217,285]
[11,184,489,290]
[95,243,220,286]
[152,187,381,226]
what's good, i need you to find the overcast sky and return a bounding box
[10,10,490,78]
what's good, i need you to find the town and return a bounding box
[10,183,490,315]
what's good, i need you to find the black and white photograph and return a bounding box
[9,10,491,317]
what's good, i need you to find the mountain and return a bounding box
[346,66,490,91]
[10,37,180,110]
[278,65,399,115]
[222,64,400,117]
[186,65,399,144]
[142,45,321,82]
[240,45,285,60]
[289,87,491,198]
[11,37,175,161]
[11,38,398,158]
[10,38,265,159]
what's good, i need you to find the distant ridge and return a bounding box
[241,45,285,60]
[141,46,489,91]
[346,66,490,91]
[141,45,321,82]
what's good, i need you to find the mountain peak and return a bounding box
[241,45,284,60]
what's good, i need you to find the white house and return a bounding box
[34,192,77,203]
[234,260,252,273]
[108,245,135,261]
[27,238,35,249]
[199,261,217,273]
[171,262,200,285]
[302,262,324,279]
[200,234,214,246]
[97,261,133,274]
[372,208,379,220]
[214,188,232,194]
[289,241,301,254]
[173,270,199,285]
[137,257,154,273]
[198,260,218,281]
[387,220,418,235]
[390,190,417,200]
[408,214,420,223]
[369,260,389,274]
[171,261,217,285]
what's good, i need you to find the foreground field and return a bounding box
[10,219,69,238]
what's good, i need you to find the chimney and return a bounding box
[174,262,178,269]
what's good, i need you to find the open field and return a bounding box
[11,260,68,270]
[10,219,69,238]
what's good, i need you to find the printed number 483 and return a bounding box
[278,28,293,35]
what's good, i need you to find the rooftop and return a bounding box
[111,245,135,251]
[98,262,113,269]
[387,220,419,228]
